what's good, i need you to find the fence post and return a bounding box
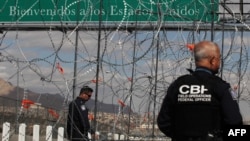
[107,132,112,140]
[1,123,66,141]
[57,127,64,141]
[2,122,10,141]
[33,124,40,141]
[18,123,26,141]
[120,134,125,140]
[114,133,119,140]
[46,125,53,141]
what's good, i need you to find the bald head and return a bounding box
[194,41,221,73]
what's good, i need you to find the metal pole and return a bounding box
[211,0,215,41]
[70,0,80,140]
[72,31,79,106]
[127,11,139,140]
[152,26,160,140]
[93,0,103,140]
[220,0,226,77]
[237,0,244,102]
[15,59,19,133]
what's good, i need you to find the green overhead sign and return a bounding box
[0,0,219,23]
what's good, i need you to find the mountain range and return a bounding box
[0,78,131,114]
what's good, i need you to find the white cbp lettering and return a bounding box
[200,85,208,94]
[179,85,189,94]
[179,85,208,94]
[190,85,200,94]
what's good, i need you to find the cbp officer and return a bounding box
[157,41,242,141]
[67,86,97,141]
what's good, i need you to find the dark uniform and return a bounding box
[67,97,94,141]
[157,67,242,141]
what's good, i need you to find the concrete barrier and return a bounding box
[1,122,66,141]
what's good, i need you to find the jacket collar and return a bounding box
[195,67,213,75]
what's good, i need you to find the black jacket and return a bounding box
[157,67,242,140]
[67,97,94,141]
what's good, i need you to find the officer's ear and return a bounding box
[210,56,218,66]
